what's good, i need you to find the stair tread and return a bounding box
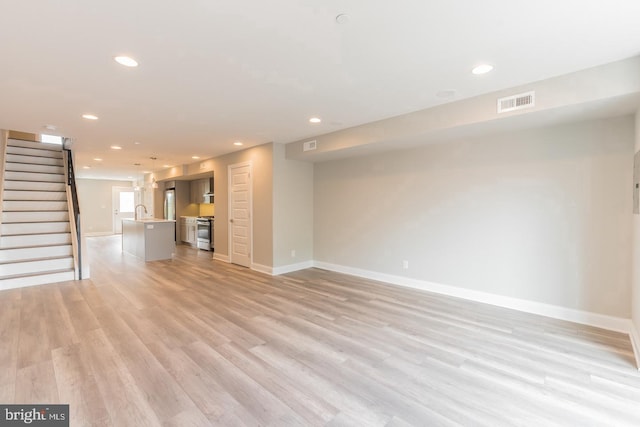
[0,268,74,281]
[0,254,73,265]
[1,232,70,237]
[0,244,72,252]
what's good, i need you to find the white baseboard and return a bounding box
[630,322,640,371]
[251,263,272,275]
[272,260,314,276]
[313,261,631,334]
[213,253,230,263]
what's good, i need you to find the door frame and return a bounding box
[228,161,253,267]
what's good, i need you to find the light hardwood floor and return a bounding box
[1,235,640,426]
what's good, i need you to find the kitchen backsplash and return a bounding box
[199,203,215,217]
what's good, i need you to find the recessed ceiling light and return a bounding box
[142,170,151,174]
[82,166,91,169]
[93,158,103,161]
[234,141,243,146]
[82,114,98,120]
[114,56,139,67]
[472,64,494,75]
[110,145,122,150]
[192,156,200,159]
[309,117,322,123]
[134,141,141,145]
[44,124,57,130]
[163,164,172,168]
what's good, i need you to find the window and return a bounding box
[41,134,63,145]
[119,191,135,213]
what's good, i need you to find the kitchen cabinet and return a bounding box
[122,219,176,261]
[190,178,213,204]
[180,217,197,245]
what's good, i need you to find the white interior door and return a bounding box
[228,162,252,267]
[112,187,135,234]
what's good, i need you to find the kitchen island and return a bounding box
[122,218,176,261]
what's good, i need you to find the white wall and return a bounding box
[633,109,640,335]
[273,143,314,269]
[314,116,634,317]
[76,179,133,235]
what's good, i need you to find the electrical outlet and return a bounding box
[291,250,296,258]
[402,260,409,269]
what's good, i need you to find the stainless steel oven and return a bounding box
[196,218,211,251]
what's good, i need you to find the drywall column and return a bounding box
[632,108,640,367]
[0,130,7,229]
[272,143,313,272]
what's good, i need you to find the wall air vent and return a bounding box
[497,91,535,114]
[303,140,317,152]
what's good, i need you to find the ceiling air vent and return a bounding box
[497,91,535,114]
[303,140,317,152]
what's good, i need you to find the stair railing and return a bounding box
[62,144,82,279]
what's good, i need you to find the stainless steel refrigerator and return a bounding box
[164,187,176,241]
[163,188,176,220]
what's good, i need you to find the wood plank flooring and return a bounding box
[1,235,639,426]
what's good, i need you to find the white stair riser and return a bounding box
[0,233,71,248]
[5,146,63,159]
[0,245,73,262]
[5,162,65,174]
[2,211,69,223]
[1,222,71,235]
[7,139,63,150]
[4,171,65,183]
[3,190,67,201]
[5,154,63,167]
[3,181,67,192]
[0,270,75,290]
[0,257,74,276]
[3,200,69,211]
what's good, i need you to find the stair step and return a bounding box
[0,245,73,263]
[5,162,65,174]
[0,270,75,291]
[7,138,63,151]
[5,145,63,159]
[1,222,71,235]
[3,200,69,211]
[4,171,65,183]
[0,233,72,249]
[5,153,64,167]
[3,190,67,201]
[2,211,69,223]
[3,181,67,192]
[0,256,74,277]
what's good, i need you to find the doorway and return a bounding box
[112,186,136,234]
[228,162,252,267]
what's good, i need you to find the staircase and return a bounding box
[0,138,76,289]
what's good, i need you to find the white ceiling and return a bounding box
[1,0,639,180]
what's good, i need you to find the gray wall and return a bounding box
[76,179,133,234]
[211,142,274,267]
[273,143,314,268]
[314,116,634,317]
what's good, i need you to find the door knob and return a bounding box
[230,219,234,223]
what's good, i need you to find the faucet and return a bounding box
[135,204,148,220]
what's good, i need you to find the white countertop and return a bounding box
[122,218,176,223]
